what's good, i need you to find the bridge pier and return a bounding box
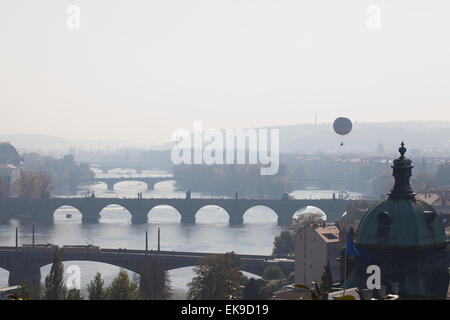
[229,216,244,225]
[180,206,196,224]
[131,214,148,224]
[229,211,244,225]
[277,210,296,226]
[81,209,101,224]
[106,182,115,191]
[181,214,195,224]
[82,215,100,223]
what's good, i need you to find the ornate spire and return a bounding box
[388,142,416,200]
[399,142,406,159]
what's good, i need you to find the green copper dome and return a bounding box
[356,198,446,248]
[356,143,447,248]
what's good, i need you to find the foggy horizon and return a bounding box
[1,1,450,146]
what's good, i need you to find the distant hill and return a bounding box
[274,121,450,154]
[0,134,145,155]
[2,121,450,155]
[152,121,450,155]
[0,134,72,154]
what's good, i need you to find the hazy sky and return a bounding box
[1,0,450,146]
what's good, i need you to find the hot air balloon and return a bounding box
[333,117,352,146]
[333,117,352,135]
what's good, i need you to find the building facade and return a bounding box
[0,143,22,198]
[294,223,342,286]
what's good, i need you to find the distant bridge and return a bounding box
[0,246,292,286]
[90,163,168,174]
[93,176,173,190]
[0,198,353,225]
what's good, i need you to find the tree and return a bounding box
[66,287,83,300]
[172,164,295,197]
[87,272,107,300]
[259,279,285,299]
[15,170,52,199]
[263,266,284,280]
[343,200,373,226]
[138,258,172,300]
[287,272,295,284]
[272,231,294,256]
[187,252,245,300]
[412,172,436,194]
[436,162,450,186]
[43,247,66,300]
[13,281,41,300]
[242,278,266,300]
[369,170,393,199]
[22,152,94,191]
[292,211,324,230]
[0,177,10,199]
[106,269,140,300]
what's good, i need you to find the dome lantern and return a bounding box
[388,142,415,200]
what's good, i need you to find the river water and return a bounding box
[0,168,362,298]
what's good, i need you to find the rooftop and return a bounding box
[272,285,313,300]
[313,223,340,243]
[416,193,440,206]
[0,164,17,169]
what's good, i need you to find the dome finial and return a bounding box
[399,142,406,159]
[389,141,415,200]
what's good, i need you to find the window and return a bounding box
[323,233,338,240]
[377,211,392,237]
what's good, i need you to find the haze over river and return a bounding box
[0,168,362,298]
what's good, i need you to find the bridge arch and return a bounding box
[99,204,132,224]
[94,179,150,192]
[166,264,265,279]
[240,269,264,278]
[40,260,139,287]
[195,205,230,224]
[0,266,9,286]
[113,180,149,192]
[292,205,327,224]
[148,205,182,223]
[153,179,176,192]
[53,205,83,222]
[93,181,108,191]
[89,167,103,175]
[243,206,278,224]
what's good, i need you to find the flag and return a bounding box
[346,235,370,264]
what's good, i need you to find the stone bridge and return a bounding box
[0,198,354,225]
[0,246,293,286]
[90,163,169,174]
[93,176,173,190]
